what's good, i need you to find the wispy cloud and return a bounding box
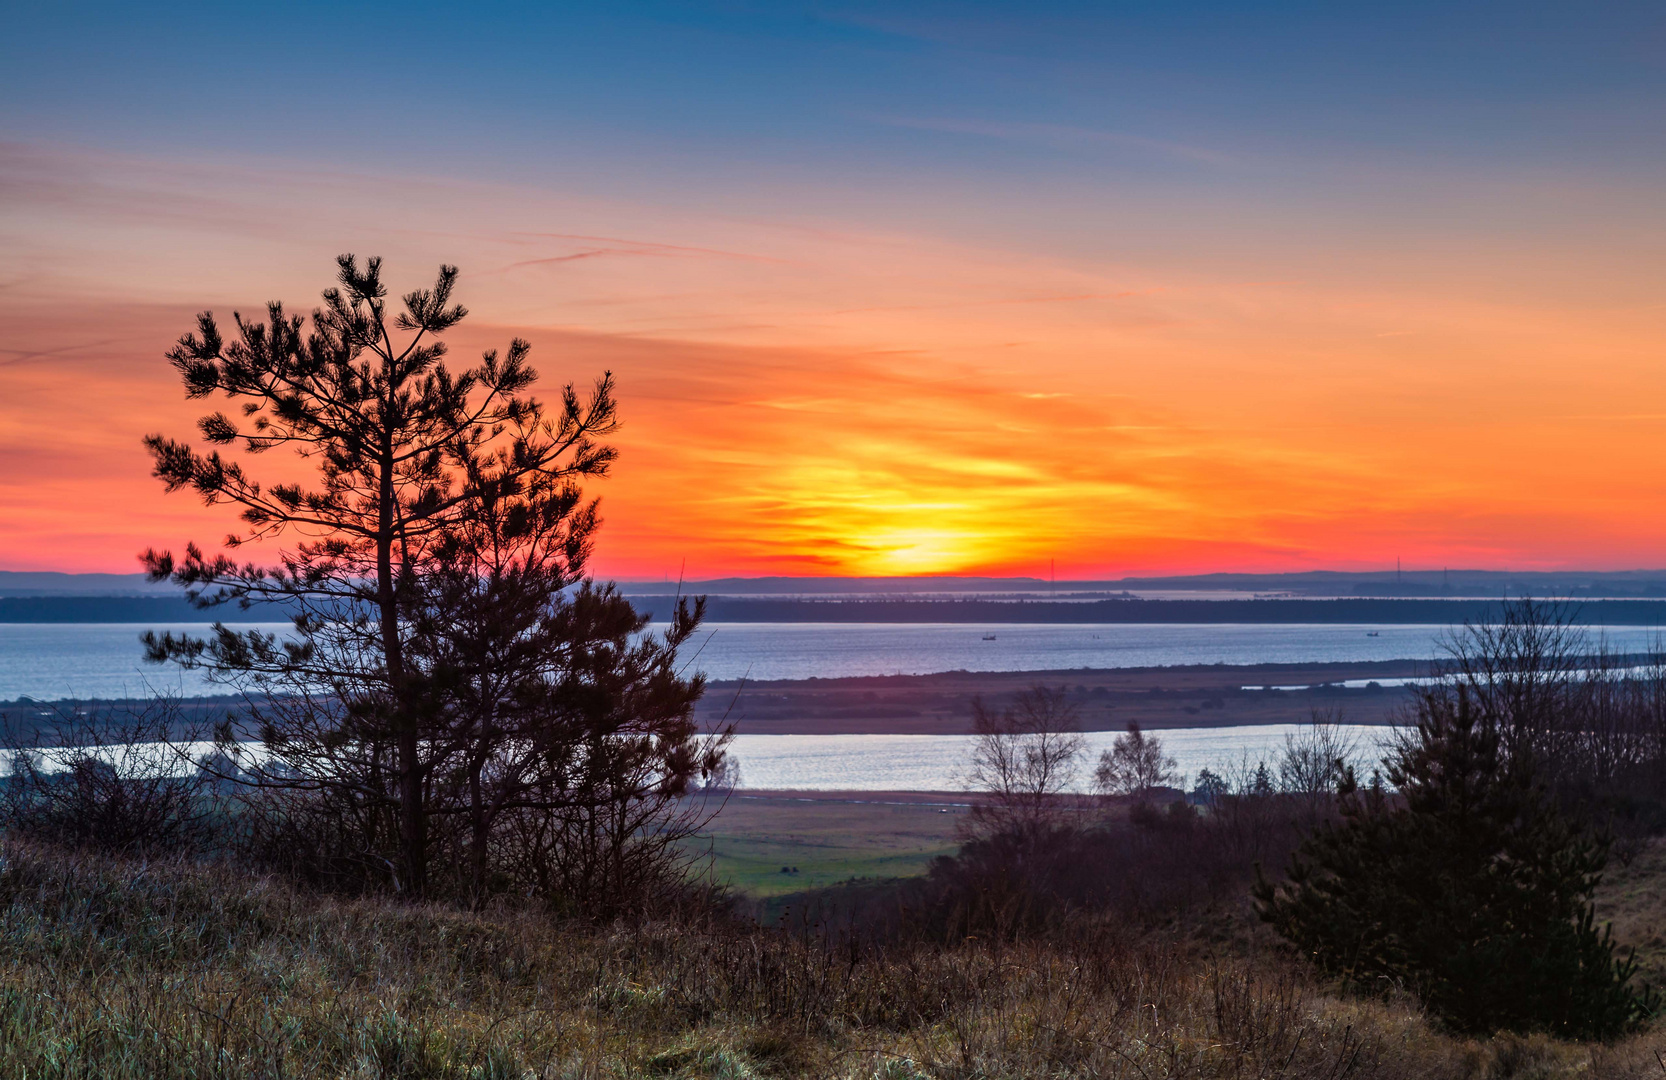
[497,232,786,273]
[0,339,125,367]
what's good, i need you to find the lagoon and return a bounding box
[2,726,1395,794]
[726,724,1393,792]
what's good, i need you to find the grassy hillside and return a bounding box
[1595,839,1666,989]
[3,841,1666,1078]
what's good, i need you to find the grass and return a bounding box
[1594,839,1666,989]
[695,796,964,898]
[4,839,1666,1077]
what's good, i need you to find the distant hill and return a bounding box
[612,570,1666,599]
[0,572,182,597]
[0,597,286,622]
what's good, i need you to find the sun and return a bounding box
[860,528,990,576]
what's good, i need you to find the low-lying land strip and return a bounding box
[697,660,1422,734]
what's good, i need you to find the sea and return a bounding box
[6,620,1660,791]
[7,621,1666,701]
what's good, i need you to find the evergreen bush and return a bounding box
[1255,688,1656,1039]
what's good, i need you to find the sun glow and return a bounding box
[4,145,1666,577]
[855,528,987,576]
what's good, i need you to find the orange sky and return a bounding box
[5,143,1666,579]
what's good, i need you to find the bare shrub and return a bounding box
[1434,596,1585,768]
[0,698,219,856]
[1278,707,1360,826]
[961,685,1085,843]
[1421,598,1666,853]
[492,756,733,920]
[223,774,408,893]
[1094,721,1179,799]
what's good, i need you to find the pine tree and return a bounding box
[1255,687,1655,1038]
[140,255,690,899]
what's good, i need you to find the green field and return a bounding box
[694,794,966,897]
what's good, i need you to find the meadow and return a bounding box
[697,794,965,900]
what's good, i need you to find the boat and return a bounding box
[1366,631,1380,637]
[982,634,997,641]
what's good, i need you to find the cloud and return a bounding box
[501,232,786,263]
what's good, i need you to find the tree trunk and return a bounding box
[377,440,425,897]
[469,751,489,908]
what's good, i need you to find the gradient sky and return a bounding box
[4,2,1666,578]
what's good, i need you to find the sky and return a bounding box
[4,1,1666,579]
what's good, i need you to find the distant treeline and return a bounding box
[17,568,1666,599]
[634,596,1666,625]
[11,594,1666,626]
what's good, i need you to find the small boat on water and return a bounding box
[1366,631,1380,637]
[982,634,997,641]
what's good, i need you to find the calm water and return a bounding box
[727,725,1394,792]
[683,623,1459,681]
[4,726,1393,792]
[6,621,1666,701]
[0,624,292,701]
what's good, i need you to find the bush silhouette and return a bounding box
[1255,688,1656,1039]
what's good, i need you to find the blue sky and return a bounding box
[8,1,1665,299]
[9,2,1665,183]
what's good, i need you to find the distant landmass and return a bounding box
[6,594,1666,626]
[0,572,184,597]
[10,567,1666,602]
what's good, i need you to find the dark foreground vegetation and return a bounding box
[6,258,1666,1075]
[11,838,1666,1080]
